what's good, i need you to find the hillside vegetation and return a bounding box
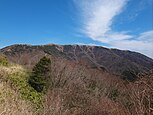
[0,55,153,115]
[0,57,43,114]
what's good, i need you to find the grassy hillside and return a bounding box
[0,59,44,114]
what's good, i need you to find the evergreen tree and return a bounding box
[29,56,51,92]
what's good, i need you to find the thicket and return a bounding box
[122,70,137,81]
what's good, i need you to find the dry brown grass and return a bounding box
[0,65,41,115]
[0,80,34,115]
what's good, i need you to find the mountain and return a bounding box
[1,44,153,80]
[1,44,153,115]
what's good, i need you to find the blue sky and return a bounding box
[0,0,153,58]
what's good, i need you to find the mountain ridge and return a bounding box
[1,44,153,80]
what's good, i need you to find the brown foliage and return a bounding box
[41,57,153,115]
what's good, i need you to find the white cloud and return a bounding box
[74,0,128,39]
[75,43,97,46]
[74,0,153,58]
[110,30,153,58]
[137,30,153,42]
[96,31,133,43]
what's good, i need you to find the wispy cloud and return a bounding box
[124,0,153,22]
[111,30,153,58]
[75,43,98,46]
[74,0,153,58]
[74,0,128,39]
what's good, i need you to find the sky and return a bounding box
[0,0,153,58]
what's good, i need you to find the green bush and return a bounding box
[109,88,120,101]
[29,56,51,92]
[9,73,42,108]
[0,56,8,66]
[122,70,137,81]
[0,65,43,108]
